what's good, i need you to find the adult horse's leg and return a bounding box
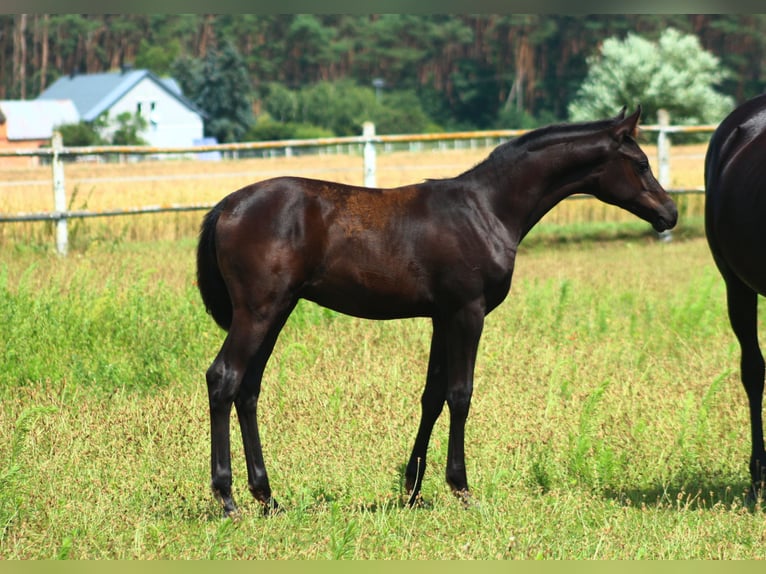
[234,306,294,515]
[726,276,766,495]
[443,302,485,504]
[405,319,447,505]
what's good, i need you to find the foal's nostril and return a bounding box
[666,200,679,227]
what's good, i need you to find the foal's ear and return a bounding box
[613,105,641,140]
[614,105,627,121]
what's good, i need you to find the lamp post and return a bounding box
[372,78,385,102]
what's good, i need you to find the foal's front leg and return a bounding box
[442,302,485,504]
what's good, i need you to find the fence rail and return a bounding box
[0,118,717,255]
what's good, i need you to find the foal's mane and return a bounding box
[454,116,621,181]
[500,117,620,155]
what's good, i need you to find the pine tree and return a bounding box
[174,41,254,143]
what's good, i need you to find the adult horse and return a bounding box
[705,93,766,496]
[197,106,677,517]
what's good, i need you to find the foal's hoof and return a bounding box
[213,489,241,520]
[454,489,479,509]
[260,496,281,517]
[405,490,424,508]
[745,484,765,510]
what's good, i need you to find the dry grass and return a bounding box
[0,142,707,247]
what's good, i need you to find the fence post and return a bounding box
[51,131,68,255]
[363,121,376,187]
[656,109,672,242]
[657,109,671,189]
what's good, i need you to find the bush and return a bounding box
[56,111,148,146]
[298,80,378,136]
[244,117,335,141]
[257,81,439,137]
[55,121,107,146]
[371,90,435,134]
[569,28,734,130]
[111,112,148,146]
[493,106,560,130]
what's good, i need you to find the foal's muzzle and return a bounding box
[653,198,678,232]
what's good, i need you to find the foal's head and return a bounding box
[590,106,678,232]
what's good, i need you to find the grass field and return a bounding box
[5,142,763,559]
[2,229,765,558]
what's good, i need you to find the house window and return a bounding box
[149,101,159,131]
[136,101,159,131]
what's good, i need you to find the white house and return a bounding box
[37,68,205,148]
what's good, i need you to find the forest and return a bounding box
[3,14,765,133]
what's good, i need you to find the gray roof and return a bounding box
[37,69,204,121]
[0,99,79,140]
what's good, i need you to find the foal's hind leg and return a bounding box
[726,276,766,495]
[206,325,251,517]
[206,311,284,517]
[234,306,294,515]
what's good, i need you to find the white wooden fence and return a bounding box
[0,115,716,255]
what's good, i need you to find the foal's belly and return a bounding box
[301,277,434,320]
[301,251,436,320]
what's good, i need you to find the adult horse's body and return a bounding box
[705,93,766,494]
[197,107,677,516]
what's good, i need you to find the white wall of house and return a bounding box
[103,77,203,147]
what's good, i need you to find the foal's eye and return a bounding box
[636,161,650,173]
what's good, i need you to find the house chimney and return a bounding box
[121,62,134,74]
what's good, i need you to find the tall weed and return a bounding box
[0,406,57,542]
[0,259,210,394]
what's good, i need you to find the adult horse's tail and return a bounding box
[196,201,232,331]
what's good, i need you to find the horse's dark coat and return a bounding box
[705,93,766,494]
[197,108,678,516]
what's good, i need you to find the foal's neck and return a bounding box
[469,136,608,241]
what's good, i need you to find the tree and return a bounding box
[298,80,378,136]
[568,28,734,126]
[135,37,182,77]
[110,111,148,145]
[259,82,299,123]
[173,41,254,143]
[371,90,434,134]
[13,14,27,99]
[255,81,434,138]
[5,15,766,130]
[283,14,336,82]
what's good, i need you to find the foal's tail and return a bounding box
[196,201,232,331]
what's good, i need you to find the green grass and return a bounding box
[1,222,765,558]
